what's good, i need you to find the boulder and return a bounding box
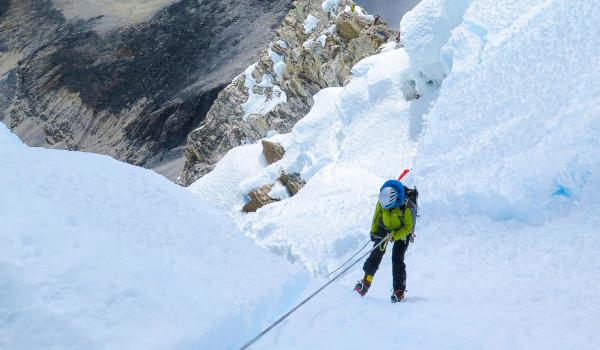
[262,140,285,164]
[336,12,368,41]
[279,172,306,196]
[242,184,278,212]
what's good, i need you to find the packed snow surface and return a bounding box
[0,123,306,350]
[191,0,600,348]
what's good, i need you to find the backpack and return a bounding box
[402,186,419,236]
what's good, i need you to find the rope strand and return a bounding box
[239,235,391,350]
[323,238,371,278]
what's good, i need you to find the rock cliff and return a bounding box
[0,0,293,179]
[181,0,398,185]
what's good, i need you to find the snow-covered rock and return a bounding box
[181,0,399,185]
[242,184,279,213]
[304,14,320,34]
[354,0,421,28]
[278,172,306,196]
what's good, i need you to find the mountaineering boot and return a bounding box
[391,289,405,303]
[354,280,370,296]
[354,274,373,296]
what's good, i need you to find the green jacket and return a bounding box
[370,202,414,241]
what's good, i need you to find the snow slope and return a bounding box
[2,0,598,348]
[191,0,600,348]
[0,123,306,350]
[252,214,599,349]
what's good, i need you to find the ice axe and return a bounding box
[397,168,410,181]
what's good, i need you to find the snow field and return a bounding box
[0,123,307,350]
[253,212,600,349]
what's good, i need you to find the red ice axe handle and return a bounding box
[398,168,410,181]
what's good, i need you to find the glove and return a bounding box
[385,230,398,242]
[409,233,416,243]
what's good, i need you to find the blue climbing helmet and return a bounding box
[378,180,405,209]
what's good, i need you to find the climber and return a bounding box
[354,179,417,303]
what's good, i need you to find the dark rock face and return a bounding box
[0,0,8,17]
[0,0,293,180]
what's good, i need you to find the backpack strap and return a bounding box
[399,203,406,226]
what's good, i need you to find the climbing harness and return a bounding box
[239,234,392,349]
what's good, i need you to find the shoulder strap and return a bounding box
[399,204,406,225]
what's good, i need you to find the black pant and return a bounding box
[363,238,410,291]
